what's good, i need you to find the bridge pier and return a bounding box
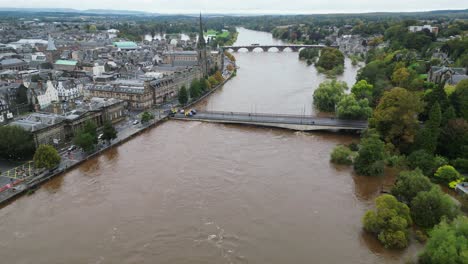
[277,47,285,52]
[262,47,269,52]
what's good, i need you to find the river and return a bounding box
[0,28,420,263]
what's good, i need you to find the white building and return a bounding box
[408,25,439,35]
[56,80,84,101]
[32,80,59,109]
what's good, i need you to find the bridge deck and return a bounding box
[172,111,368,131]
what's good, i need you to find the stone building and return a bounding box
[428,66,468,85]
[10,97,125,148]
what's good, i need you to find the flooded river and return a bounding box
[0,28,419,263]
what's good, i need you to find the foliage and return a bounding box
[449,179,463,189]
[336,94,373,120]
[438,118,468,159]
[392,67,411,87]
[407,149,436,176]
[178,85,188,105]
[0,126,36,160]
[362,194,412,249]
[141,111,155,124]
[101,121,118,143]
[189,79,202,98]
[354,133,385,176]
[386,155,407,168]
[434,165,462,184]
[33,144,61,169]
[316,47,345,71]
[330,145,355,165]
[351,80,374,102]
[451,79,468,120]
[312,80,348,112]
[299,48,319,61]
[208,76,219,87]
[411,186,460,229]
[73,132,95,153]
[82,121,98,144]
[418,216,468,264]
[413,103,441,154]
[391,169,432,204]
[214,71,224,83]
[370,88,424,148]
[451,158,468,173]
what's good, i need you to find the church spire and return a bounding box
[197,13,206,49]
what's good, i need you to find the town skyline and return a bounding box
[0,0,467,14]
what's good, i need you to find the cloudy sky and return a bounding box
[2,0,467,14]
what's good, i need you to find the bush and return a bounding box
[363,194,412,249]
[434,165,462,184]
[330,145,355,165]
[451,158,468,173]
[415,230,428,243]
[418,216,468,264]
[312,80,348,112]
[407,149,436,176]
[411,186,459,229]
[386,155,407,168]
[354,134,385,176]
[391,169,432,204]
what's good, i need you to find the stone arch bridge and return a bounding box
[222,44,336,52]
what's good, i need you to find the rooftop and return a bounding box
[55,60,78,66]
[113,41,138,49]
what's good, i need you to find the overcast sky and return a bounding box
[2,0,467,14]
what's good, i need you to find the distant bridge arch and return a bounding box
[222,44,335,53]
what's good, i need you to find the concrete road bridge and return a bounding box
[222,44,335,52]
[171,111,368,132]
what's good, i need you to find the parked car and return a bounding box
[68,145,76,151]
[190,109,197,115]
[179,109,185,114]
[133,120,139,125]
[98,134,103,140]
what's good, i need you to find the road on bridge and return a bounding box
[173,111,368,130]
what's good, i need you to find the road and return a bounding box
[173,111,368,129]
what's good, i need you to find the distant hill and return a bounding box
[0,8,152,15]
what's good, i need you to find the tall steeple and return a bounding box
[46,34,57,51]
[197,13,206,49]
[197,13,208,77]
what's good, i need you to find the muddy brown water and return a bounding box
[0,28,421,263]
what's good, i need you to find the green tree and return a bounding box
[214,71,224,83]
[208,76,219,87]
[351,80,374,102]
[316,47,345,71]
[0,126,36,160]
[438,118,468,159]
[411,186,459,229]
[391,169,433,204]
[73,132,95,153]
[178,85,188,105]
[434,165,462,184]
[391,67,410,87]
[199,78,209,92]
[189,79,202,99]
[363,194,412,249]
[354,133,385,176]
[371,88,425,148]
[413,102,442,154]
[407,149,436,176]
[336,94,372,120]
[141,111,155,124]
[330,145,355,165]
[451,79,468,120]
[33,144,61,169]
[101,121,117,143]
[82,121,98,144]
[312,80,348,112]
[418,216,468,264]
